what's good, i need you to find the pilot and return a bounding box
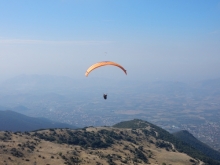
[103,94,107,100]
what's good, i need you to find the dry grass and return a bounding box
[0,127,202,165]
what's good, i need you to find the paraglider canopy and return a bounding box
[85,61,127,77]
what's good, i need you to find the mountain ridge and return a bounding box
[1,111,220,164]
[0,110,76,132]
[173,130,220,161]
[113,119,220,165]
[0,125,199,165]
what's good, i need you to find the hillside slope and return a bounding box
[0,110,76,132]
[1,127,198,165]
[173,130,220,161]
[113,119,220,165]
[1,119,220,165]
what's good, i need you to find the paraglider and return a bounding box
[85,61,127,99]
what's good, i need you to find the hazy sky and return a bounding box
[0,0,220,82]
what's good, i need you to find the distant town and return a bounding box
[24,84,220,151]
[0,76,220,152]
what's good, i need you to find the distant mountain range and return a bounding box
[1,74,220,94]
[0,110,77,132]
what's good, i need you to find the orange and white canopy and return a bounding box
[85,61,127,77]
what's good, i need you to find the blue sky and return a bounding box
[0,0,220,82]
